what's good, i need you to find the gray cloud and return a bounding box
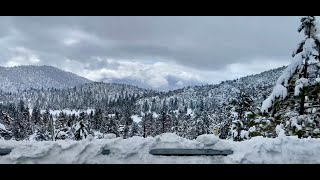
[0,16,314,90]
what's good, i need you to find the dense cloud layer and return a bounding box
[0,16,310,90]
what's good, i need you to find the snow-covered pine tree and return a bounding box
[93,108,103,131]
[11,100,31,140]
[130,122,140,137]
[261,16,320,138]
[122,108,133,139]
[31,106,41,127]
[216,100,236,139]
[31,106,48,140]
[141,100,149,138]
[187,118,198,139]
[229,86,255,141]
[55,111,72,140]
[155,100,172,135]
[23,107,32,136]
[107,115,119,137]
[176,113,191,138]
[73,120,88,140]
[141,112,154,137]
[99,113,109,136]
[0,112,12,140]
[149,98,156,112]
[170,110,179,134]
[44,109,55,141]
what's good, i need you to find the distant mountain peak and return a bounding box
[0,65,92,92]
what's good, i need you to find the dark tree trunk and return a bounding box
[299,58,308,115]
[143,117,146,138]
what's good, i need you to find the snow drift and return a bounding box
[1,133,320,164]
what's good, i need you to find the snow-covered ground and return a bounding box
[39,109,95,116]
[0,123,6,131]
[131,115,142,123]
[1,133,320,164]
[131,113,161,123]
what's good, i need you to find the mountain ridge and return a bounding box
[0,65,92,92]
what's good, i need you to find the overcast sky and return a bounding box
[0,16,313,91]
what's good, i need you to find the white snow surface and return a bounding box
[0,123,6,131]
[240,130,249,139]
[196,134,219,146]
[104,134,117,139]
[276,125,286,138]
[131,115,142,123]
[1,133,320,164]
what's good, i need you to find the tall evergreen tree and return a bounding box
[261,16,320,138]
[122,108,133,139]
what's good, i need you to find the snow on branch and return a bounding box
[294,78,309,96]
[261,37,318,113]
[261,84,287,112]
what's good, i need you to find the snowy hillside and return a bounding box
[1,133,320,164]
[0,82,157,110]
[0,65,92,92]
[142,66,285,106]
[136,66,286,118]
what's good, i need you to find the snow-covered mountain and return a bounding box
[0,65,92,92]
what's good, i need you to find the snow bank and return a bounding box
[2,134,320,164]
[104,134,117,139]
[196,134,219,146]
